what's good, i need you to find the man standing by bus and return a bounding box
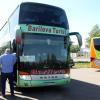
[0,48,16,97]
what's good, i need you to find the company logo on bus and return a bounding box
[31,69,67,75]
[40,75,58,79]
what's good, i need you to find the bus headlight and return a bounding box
[64,74,70,78]
[19,75,31,80]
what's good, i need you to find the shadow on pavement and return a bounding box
[0,78,100,100]
[95,69,100,72]
[69,79,100,100]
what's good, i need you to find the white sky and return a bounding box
[0,0,100,48]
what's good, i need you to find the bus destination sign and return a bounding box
[20,24,67,35]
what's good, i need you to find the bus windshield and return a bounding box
[94,38,100,51]
[21,34,67,63]
[19,3,68,28]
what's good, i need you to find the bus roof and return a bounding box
[20,2,65,12]
[1,2,68,30]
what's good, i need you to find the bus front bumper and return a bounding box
[16,75,70,87]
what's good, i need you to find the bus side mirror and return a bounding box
[69,32,82,47]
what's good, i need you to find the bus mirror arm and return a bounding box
[69,32,82,47]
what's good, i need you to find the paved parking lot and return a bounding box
[71,68,100,86]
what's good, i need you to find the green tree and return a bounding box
[70,45,80,53]
[85,24,100,48]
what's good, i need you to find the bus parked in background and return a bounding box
[0,2,82,87]
[90,37,100,68]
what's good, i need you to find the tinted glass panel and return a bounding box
[19,2,69,29]
[19,33,68,69]
[94,38,100,51]
[21,33,67,62]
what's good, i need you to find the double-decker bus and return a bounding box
[0,2,82,87]
[90,37,100,68]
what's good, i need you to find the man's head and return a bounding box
[5,48,11,54]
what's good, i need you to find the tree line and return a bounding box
[85,24,100,48]
[70,24,100,53]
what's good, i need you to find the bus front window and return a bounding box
[21,33,67,68]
